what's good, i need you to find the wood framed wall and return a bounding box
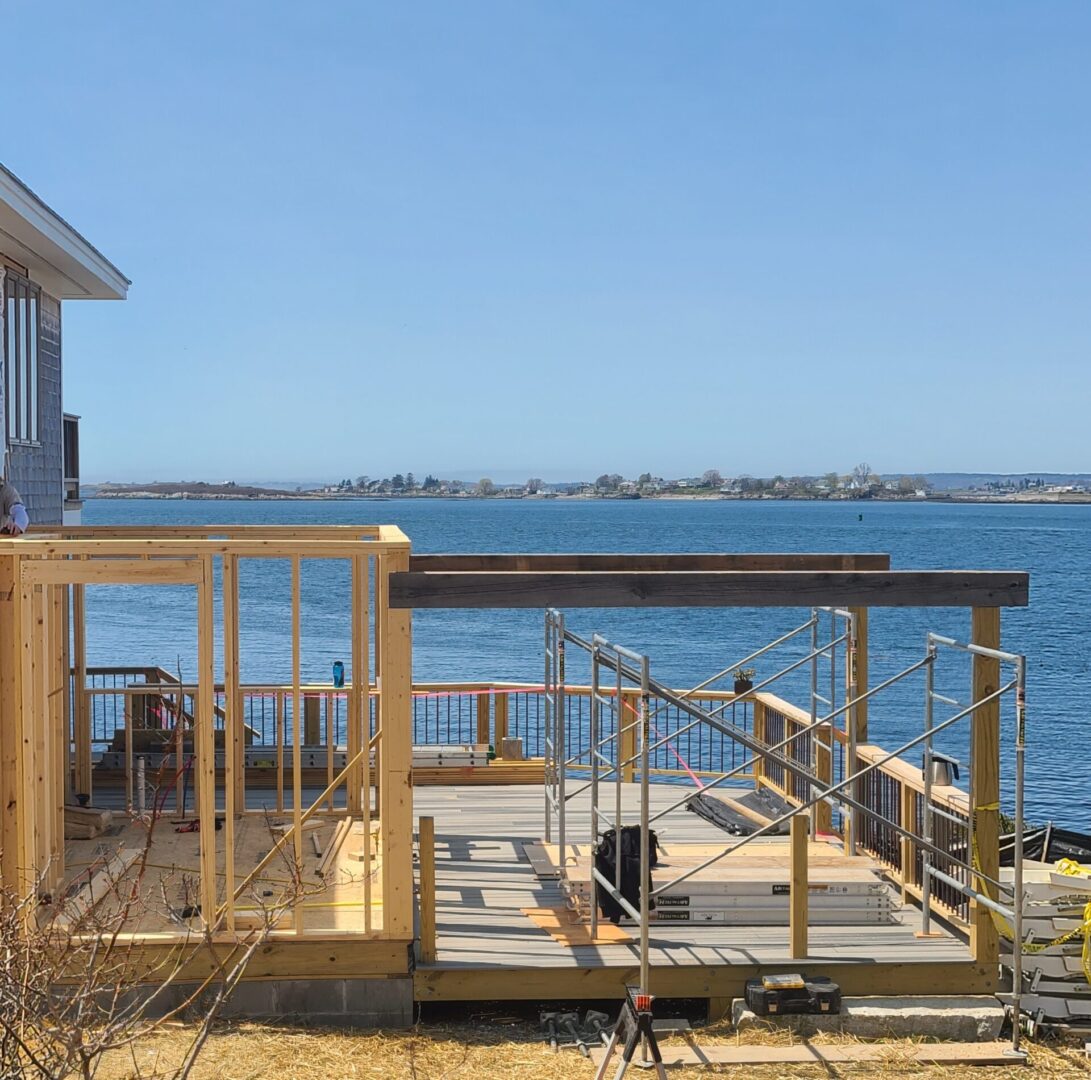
[0,528,413,948]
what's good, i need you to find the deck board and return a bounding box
[412,784,972,983]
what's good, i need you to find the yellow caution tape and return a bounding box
[967,807,1091,981]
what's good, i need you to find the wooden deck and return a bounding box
[412,784,991,1006]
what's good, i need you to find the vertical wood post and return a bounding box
[379,545,414,937]
[846,607,868,850]
[418,815,436,963]
[19,575,45,896]
[197,556,218,928]
[348,554,367,815]
[325,692,335,811]
[71,582,91,797]
[304,696,320,745]
[848,607,869,742]
[620,688,637,783]
[222,554,240,932]
[814,722,833,834]
[29,583,47,891]
[752,697,765,790]
[291,555,303,933]
[60,585,72,801]
[899,781,916,902]
[970,607,1001,965]
[50,583,66,886]
[790,812,808,958]
[476,692,491,748]
[494,692,509,754]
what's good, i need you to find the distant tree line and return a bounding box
[327,463,934,499]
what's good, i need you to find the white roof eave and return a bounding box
[0,164,129,301]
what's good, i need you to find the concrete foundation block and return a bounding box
[732,996,1005,1041]
[137,977,413,1029]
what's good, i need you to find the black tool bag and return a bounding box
[744,975,841,1016]
[593,826,659,924]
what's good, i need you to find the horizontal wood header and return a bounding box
[389,570,1029,610]
[410,553,891,572]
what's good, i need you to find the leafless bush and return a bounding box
[0,803,310,1080]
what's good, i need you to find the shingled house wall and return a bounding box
[0,265,64,525]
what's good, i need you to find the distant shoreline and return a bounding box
[85,491,1091,506]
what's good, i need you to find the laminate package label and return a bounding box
[772,884,856,896]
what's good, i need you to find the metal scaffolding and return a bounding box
[543,609,1028,1055]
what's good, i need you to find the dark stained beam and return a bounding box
[389,570,1029,610]
[409,553,891,572]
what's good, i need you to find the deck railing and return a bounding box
[75,668,976,930]
[76,673,758,786]
[752,695,972,927]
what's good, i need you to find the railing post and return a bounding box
[790,811,808,958]
[494,691,508,755]
[476,691,491,749]
[751,696,765,790]
[814,721,833,834]
[970,607,1001,966]
[620,687,636,783]
[304,695,320,745]
[418,815,437,963]
[898,780,915,902]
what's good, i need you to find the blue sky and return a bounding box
[6,3,1089,483]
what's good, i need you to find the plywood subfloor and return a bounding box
[59,813,381,934]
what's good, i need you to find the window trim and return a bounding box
[3,270,41,447]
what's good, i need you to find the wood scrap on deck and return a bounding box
[590,1041,1025,1068]
[521,905,633,946]
[63,804,114,839]
[54,846,142,928]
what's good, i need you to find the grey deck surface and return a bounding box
[413,784,971,971]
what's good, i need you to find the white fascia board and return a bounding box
[0,164,129,300]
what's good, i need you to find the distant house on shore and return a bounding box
[0,164,128,524]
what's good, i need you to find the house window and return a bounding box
[3,272,40,444]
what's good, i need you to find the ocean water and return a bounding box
[81,497,1089,828]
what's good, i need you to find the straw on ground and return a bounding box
[98,1020,1091,1079]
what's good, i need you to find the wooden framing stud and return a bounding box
[197,555,218,928]
[789,812,808,958]
[378,546,414,937]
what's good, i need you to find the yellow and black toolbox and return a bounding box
[744,974,842,1016]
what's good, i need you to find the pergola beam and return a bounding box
[409,553,891,572]
[389,570,1028,610]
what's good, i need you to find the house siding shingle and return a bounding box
[1,268,64,525]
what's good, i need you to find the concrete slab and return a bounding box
[732,995,1005,1041]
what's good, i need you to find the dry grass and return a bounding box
[96,1019,1091,1080]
